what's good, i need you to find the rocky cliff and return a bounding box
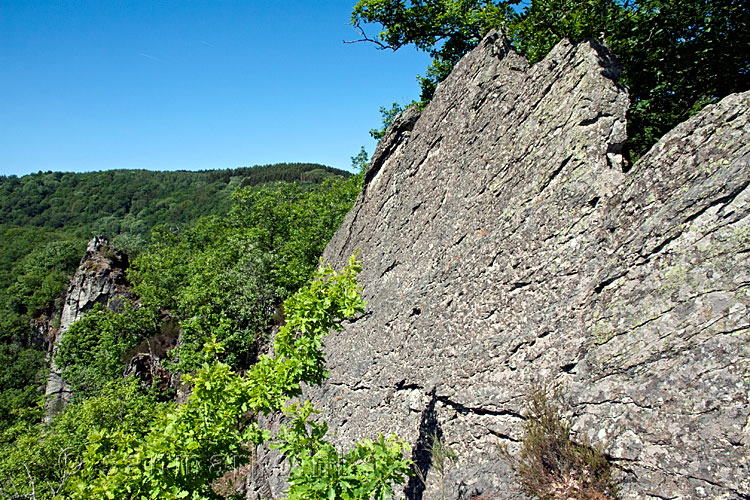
[293,33,750,499]
[44,236,133,421]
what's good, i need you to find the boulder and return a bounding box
[307,32,750,499]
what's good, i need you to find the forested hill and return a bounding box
[0,162,350,359]
[0,161,362,449]
[0,163,349,237]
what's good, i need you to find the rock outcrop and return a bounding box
[44,236,133,421]
[295,33,749,499]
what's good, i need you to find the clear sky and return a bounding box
[0,0,433,176]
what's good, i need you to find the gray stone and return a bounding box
[249,32,749,499]
[315,34,748,499]
[44,236,133,422]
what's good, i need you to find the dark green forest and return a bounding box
[0,163,352,439]
[0,163,347,235]
[0,163,349,341]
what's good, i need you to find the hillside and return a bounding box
[0,163,348,236]
[0,162,354,439]
[0,162,350,341]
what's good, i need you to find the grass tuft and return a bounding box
[504,386,618,500]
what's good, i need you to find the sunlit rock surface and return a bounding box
[44,236,133,422]
[251,31,749,499]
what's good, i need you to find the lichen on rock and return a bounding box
[249,31,750,499]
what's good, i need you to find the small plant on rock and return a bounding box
[415,432,458,500]
[505,387,617,500]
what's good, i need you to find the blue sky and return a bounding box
[0,1,433,176]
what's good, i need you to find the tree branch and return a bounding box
[344,22,398,50]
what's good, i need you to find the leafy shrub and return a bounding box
[0,378,167,500]
[55,302,160,398]
[54,257,409,500]
[276,402,411,500]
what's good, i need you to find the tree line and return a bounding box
[354,0,749,162]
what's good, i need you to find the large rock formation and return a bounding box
[298,33,749,499]
[44,236,133,421]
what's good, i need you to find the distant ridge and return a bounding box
[0,163,350,231]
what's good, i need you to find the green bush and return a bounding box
[0,379,167,500]
[67,257,410,500]
[55,302,160,398]
[276,402,411,500]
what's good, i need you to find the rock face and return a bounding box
[302,33,750,499]
[44,236,133,421]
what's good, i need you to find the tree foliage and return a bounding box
[55,302,161,398]
[51,173,362,401]
[0,379,168,500]
[351,146,371,173]
[512,0,750,159]
[0,164,357,437]
[2,258,410,500]
[0,163,351,325]
[0,164,349,236]
[351,0,516,102]
[0,344,47,431]
[369,102,405,140]
[125,174,362,374]
[352,0,750,159]
[0,235,84,344]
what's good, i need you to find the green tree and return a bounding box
[124,175,361,374]
[0,237,83,343]
[351,146,371,173]
[62,258,408,500]
[351,0,517,103]
[511,0,750,159]
[352,0,750,158]
[55,302,161,398]
[616,0,749,159]
[0,344,46,431]
[0,163,357,436]
[229,176,362,297]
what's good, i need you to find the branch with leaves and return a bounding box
[62,256,410,500]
